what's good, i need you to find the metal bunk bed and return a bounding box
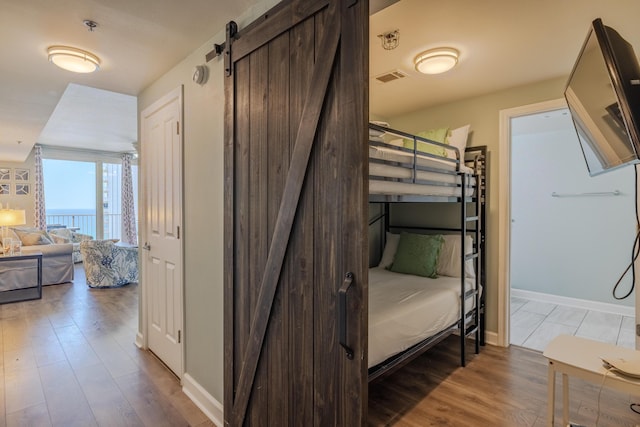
[367,122,487,382]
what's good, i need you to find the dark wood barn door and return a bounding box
[223,0,368,425]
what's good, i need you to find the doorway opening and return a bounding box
[504,102,635,351]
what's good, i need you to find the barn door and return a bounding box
[223,0,368,425]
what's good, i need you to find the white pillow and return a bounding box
[437,234,476,278]
[370,121,389,128]
[369,121,390,138]
[378,232,399,269]
[445,124,471,159]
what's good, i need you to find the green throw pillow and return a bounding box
[389,232,444,278]
[402,128,449,157]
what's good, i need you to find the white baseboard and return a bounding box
[182,373,223,427]
[511,288,634,317]
[135,332,144,349]
[484,330,499,347]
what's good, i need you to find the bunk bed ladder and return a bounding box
[478,151,486,347]
[470,147,486,349]
[459,169,482,367]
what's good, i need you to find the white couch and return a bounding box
[1,227,74,286]
[49,228,93,263]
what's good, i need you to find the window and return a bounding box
[103,162,121,239]
[43,156,138,241]
[43,159,97,236]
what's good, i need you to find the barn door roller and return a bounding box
[205,20,238,78]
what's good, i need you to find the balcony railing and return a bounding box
[46,213,123,240]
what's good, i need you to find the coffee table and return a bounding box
[0,252,43,303]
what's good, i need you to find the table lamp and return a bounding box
[0,208,26,254]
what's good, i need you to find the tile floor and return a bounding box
[510,296,636,352]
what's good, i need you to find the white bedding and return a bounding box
[369,145,474,174]
[369,180,474,198]
[369,145,476,197]
[368,267,476,368]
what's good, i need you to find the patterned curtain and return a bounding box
[121,153,137,245]
[34,145,47,230]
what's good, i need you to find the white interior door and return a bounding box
[141,86,183,376]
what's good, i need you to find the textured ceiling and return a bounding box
[0,0,258,161]
[38,83,137,153]
[369,0,640,118]
[1,0,640,161]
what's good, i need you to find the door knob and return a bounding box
[143,243,151,251]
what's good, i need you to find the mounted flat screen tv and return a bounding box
[565,18,640,176]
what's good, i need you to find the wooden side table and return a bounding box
[543,334,640,426]
[0,252,43,304]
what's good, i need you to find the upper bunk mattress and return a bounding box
[369,145,474,174]
[368,267,475,368]
[369,146,476,197]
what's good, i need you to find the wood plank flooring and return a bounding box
[0,265,212,427]
[5,264,640,426]
[369,336,640,426]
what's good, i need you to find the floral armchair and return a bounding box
[80,240,139,288]
[49,228,93,263]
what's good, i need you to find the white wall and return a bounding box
[511,111,635,306]
[0,149,36,225]
[137,0,280,412]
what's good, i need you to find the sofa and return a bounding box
[49,228,93,263]
[0,227,74,287]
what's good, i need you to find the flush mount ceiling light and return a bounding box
[414,47,459,75]
[47,46,100,73]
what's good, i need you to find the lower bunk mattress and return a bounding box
[368,267,476,368]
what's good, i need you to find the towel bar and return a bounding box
[551,190,620,197]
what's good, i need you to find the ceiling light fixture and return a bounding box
[414,47,459,75]
[47,46,100,73]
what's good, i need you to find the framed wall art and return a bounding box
[14,169,29,181]
[15,184,29,195]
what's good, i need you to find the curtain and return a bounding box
[34,145,47,231]
[121,153,137,245]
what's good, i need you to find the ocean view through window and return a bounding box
[43,157,138,241]
[43,159,96,236]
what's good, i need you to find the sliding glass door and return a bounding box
[43,159,97,236]
[43,157,138,241]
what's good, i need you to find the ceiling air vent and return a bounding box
[374,69,408,83]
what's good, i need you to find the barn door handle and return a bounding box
[338,272,354,360]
